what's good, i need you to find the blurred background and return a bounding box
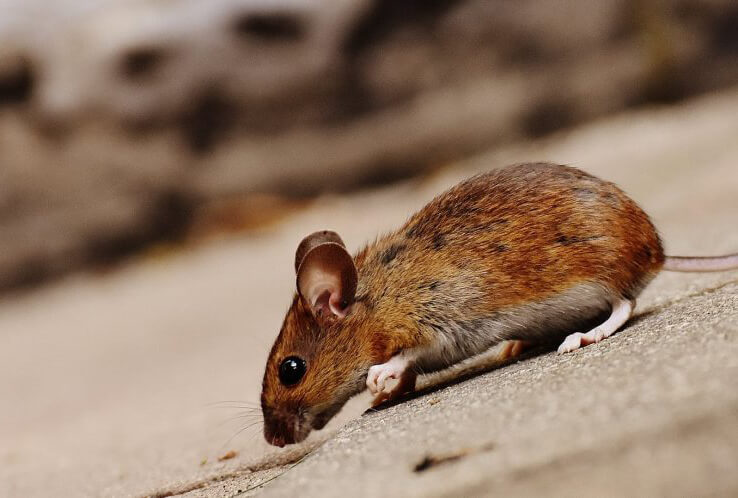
[1,0,738,497]
[2,0,738,290]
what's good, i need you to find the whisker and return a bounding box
[220,420,264,450]
[206,405,261,411]
[206,406,262,414]
[205,400,261,408]
[242,428,263,448]
[216,413,263,429]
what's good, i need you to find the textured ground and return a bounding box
[1,88,738,497]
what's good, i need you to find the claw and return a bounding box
[557,298,634,354]
[366,353,417,406]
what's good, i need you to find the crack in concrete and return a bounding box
[144,438,327,498]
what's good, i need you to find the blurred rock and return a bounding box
[1,0,738,290]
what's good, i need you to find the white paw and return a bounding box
[557,332,585,354]
[557,298,634,354]
[366,355,411,395]
[366,364,399,394]
[591,327,607,343]
[558,328,605,354]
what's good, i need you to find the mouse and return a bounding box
[259,162,738,447]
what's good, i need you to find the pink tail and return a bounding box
[663,254,738,272]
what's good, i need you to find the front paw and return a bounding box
[366,362,404,395]
[371,370,417,407]
[366,355,417,407]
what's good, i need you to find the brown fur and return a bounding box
[261,162,665,446]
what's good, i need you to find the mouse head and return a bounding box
[261,230,371,447]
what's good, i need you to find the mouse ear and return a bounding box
[295,231,358,320]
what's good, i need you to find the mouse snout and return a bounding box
[263,427,290,448]
[262,406,310,447]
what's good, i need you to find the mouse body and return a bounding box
[260,162,738,447]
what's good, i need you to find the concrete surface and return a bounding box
[252,282,738,498]
[2,88,738,498]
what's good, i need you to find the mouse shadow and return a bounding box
[362,309,657,415]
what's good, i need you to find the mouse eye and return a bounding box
[279,356,306,386]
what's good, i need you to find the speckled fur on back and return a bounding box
[261,162,664,444]
[351,162,664,369]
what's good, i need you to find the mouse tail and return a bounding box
[663,253,738,272]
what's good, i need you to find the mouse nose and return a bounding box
[263,416,298,447]
[267,433,287,448]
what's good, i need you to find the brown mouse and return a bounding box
[259,162,738,447]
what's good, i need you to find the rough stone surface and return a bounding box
[1,89,738,497]
[257,283,738,498]
[2,0,738,290]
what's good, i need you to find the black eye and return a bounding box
[279,356,306,386]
